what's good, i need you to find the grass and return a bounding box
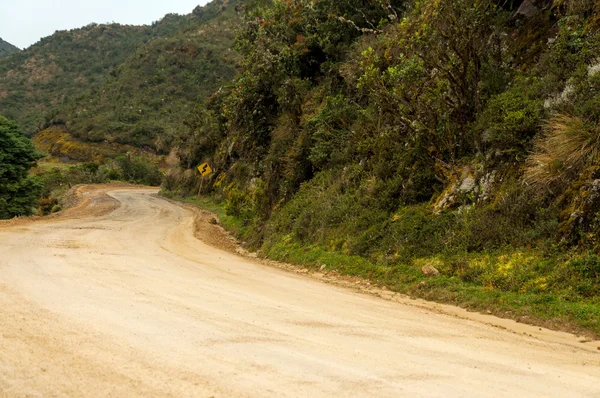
[35,160,80,171]
[265,240,600,336]
[525,114,600,189]
[163,192,600,338]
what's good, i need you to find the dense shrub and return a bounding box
[115,156,163,186]
[0,117,43,219]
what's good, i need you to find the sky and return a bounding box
[0,0,210,49]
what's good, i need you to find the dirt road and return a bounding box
[1,187,599,397]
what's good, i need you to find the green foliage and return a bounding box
[306,94,357,169]
[0,38,20,58]
[0,0,240,144]
[63,3,241,152]
[115,156,163,186]
[219,0,405,178]
[185,0,508,224]
[0,117,43,218]
[476,78,544,157]
[152,0,600,335]
[0,24,156,135]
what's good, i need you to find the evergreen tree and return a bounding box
[0,117,43,219]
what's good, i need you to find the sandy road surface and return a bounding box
[1,187,599,397]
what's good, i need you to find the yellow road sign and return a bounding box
[197,162,213,177]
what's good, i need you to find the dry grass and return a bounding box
[554,0,598,15]
[525,114,600,189]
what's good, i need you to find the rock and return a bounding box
[515,0,540,18]
[458,177,476,193]
[319,264,327,271]
[421,264,440,277]
[208,217,218,225]
[544,82,574,109]
[434,167,478,213]
[478,171,496,202]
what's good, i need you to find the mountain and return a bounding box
[0,24,155,136]
[0,38,20,58]
[56,0,241,154]
[0,0,240,140]
[0,0,241,163]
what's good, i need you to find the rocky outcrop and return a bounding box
[514,0,553,18]
[421,264,440,277]
[434,167,497,214]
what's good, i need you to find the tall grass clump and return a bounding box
[525,114,600,192]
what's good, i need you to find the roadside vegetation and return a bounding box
[162,0,600,337]
[0,116,162,219]
[36,156,162,214]
[0,117,43,218]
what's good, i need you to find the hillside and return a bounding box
[0,0,241,161]
[0,1,236,137]
[0,24,156,135]
[162,0,600,335]
[56,0,241,153]
[0,38,20,58]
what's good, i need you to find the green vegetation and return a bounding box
[163,0,600,336]
[0,0,240,149]
[35,156,163,215]
[0,117,42,218]
[59,1,241,152]
[0,38,20,58]
[0,24,156,135]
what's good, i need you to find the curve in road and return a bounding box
[1,187,599,397]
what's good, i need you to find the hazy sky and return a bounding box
[0,0,210,49]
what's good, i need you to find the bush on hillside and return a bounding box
[0,117,43,219]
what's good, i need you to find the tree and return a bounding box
[0,116,43,219]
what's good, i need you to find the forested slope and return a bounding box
[56,0,241,153]
[0,0,240,143]
[164,0,600,334]
[0,39,20,58]
[0,24,155,135]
